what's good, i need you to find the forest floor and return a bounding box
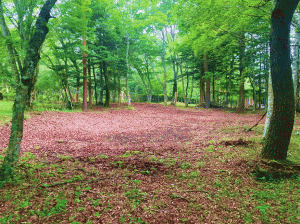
[0,102,300,223]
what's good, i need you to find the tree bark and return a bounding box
[82,34,88,111]
[199,65,205,107]
[261,0,299,160]
[92,64,98,105]
[118,76,121,106]
[237,33,245,112]
[179,60,186,106]
[204,53,210,108]
[161,28,168,106]
[88,60,92,107]
[263,72,273,140]
[188,74,194,105]
[103,61,110,108]
[172,57,178,102]
[126,33,131,106]
[0,0,57,180]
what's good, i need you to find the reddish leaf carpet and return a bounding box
[0,103,264,160]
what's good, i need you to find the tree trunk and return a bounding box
[82,34,88,111]
[88,60,92,107]
[146,61,153,102]
[126,33,131,106]
[92,64,98,105]
[172,57,178,103]
[200,77,205,107]
[226,53,234,107]
[0,0,57,180]
[27,63,39,107]
[204,53,210,108]
[179,61,186,106]
[263,72,273,140]
[174,91,177,106]
[293,28,300,111]
[212,74,215,104]
[118,76,121,106]
[261,0,298,160]
[103,61,110,108]
[188,74,194,105]
[237,33,245,112]
[99,63,103,106]
[161,28,168,106]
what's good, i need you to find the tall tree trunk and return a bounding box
[82,34,88,111]
[126,33,131,106]
[188,74,194,105]
[103,61,110,108]
[68,85,75,103]
[293,28,300,111]
[146,60,153,102]
[161,28,168,106]
[212,73,215,104]
[92,63,98,105]
[261,0,298,160]
[172,57,177,103]
[118,76,121,106]
[263,72,273,140]
[199,64,205,107]
[226,53,234,107]
[0,0,57,180]
[135,65,151,103]
[76,79,80,102]
[99,63,103,106]
[171,26,177,103]
[88,60,92,107]
[204,53,210,108]
[237,33,245,112]
[179,61,186,106]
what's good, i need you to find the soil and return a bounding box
[2,103,300,223]
[0,103,263,160]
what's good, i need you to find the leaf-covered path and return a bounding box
[1,103,300,223]
[0,103,261,160]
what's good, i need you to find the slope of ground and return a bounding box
[0,102,300,224]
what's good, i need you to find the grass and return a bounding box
[0,101,14,126]
[1,100,300,223]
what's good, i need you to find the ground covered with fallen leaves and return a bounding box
[1,102,300,223]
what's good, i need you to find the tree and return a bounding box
[0,0,57,180]
[261,0,299,160]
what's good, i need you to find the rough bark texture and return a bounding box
[263,72,273,140]
[0,0,57,180]
[261,0,299,160]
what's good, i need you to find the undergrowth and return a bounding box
[0,101,300,223]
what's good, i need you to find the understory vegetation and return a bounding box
[1,101,300,223]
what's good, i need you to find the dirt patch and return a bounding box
[0,103,263,160]
[219,138,253,146]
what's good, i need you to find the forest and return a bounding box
[0,0,300,223]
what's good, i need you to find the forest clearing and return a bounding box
[1,101,300,223]
[1,0,300,223]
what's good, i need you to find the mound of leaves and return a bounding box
[108,157,169,175]
[220,138,252,147]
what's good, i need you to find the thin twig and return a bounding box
[246,111,267,132]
